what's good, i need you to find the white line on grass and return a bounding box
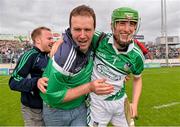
[153,102,180,109]
[143,71,168,75]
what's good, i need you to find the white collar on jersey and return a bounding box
[108,35,134,54]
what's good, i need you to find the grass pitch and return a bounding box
[0,67,180,126]
[0,76,23,126]
[126,66,180,126]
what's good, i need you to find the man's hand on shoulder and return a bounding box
[50,34,63,58]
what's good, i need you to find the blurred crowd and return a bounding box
[1,40,180,64]
[0,40,32,64]
[146,44,180,59]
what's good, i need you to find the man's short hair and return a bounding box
[31,26,51,43]
[69,5,96,29]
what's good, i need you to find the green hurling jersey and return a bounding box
[90,31,145,101]
[40,57,93,110]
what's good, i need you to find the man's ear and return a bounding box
[35,37,41,44]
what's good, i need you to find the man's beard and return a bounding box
[113,33,133,51]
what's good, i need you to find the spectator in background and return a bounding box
[9,26,54,126]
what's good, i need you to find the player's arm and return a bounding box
[63,79,114,102]
[130,53,144,118]
[49,36,63,58]
[38,38,63,93]
[37,58,53,93]
[39,78,114,105]
[9,52,39,92]
[131,75,142,118]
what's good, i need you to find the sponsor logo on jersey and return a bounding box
[96,63,121,81]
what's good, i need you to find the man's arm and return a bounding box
[38,78,114,103]
[131,75,142,118]
[9,52,38,92]
[49,37,63,58]
[63,79,114,102]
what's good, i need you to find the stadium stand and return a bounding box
[145,44,180,59]
[0,40,32,64]
[1,39,180,74]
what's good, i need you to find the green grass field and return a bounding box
[0,76,23,126]
[0,67,180,126]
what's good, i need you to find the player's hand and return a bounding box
[89,79,114,95]
[125,75,131,82]
[130,103,138,119]
[37,77,48,93]
[50,34,63,58]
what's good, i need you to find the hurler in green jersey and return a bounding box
[88,7,144,127]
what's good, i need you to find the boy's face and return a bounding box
[70,15,95,53]
[112,20,137,48]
